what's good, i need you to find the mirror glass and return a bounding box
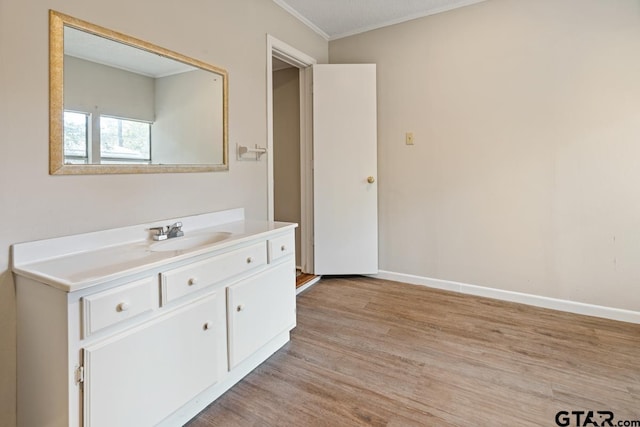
[49,10,228,174]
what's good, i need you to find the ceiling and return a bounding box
[273,0,488,41]
[65,27,196,78]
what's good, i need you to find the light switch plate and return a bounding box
[405,132,414,145]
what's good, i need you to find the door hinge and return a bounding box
[75,366,85,384]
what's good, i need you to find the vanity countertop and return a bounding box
[11,208,296,292]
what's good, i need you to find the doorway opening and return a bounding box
[267,35,319,289]
[272,59,303,283]
[267,38,379,283]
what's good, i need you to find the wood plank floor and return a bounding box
[186,276,640,426]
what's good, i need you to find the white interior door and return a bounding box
[313,64,378,275]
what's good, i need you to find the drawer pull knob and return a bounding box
[188,277,198,286]
[116,302,130,312]
[237,304,244,312]
[281,245,286,251]
[203,321,213,331]
[246,257,253,264]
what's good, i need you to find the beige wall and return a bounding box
[330,0,640,311]
[0,1,327,425]
[273,67,302,266]
[153,69,223,164]
[65,56,156,121]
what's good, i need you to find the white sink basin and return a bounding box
[149,232,231,252]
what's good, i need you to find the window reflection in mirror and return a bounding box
[99,116,151,164]
[63,112,152,164]
[49,10,228,174]
[63,111,89,163]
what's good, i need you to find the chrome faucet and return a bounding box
[167,222,184,238]
[150,222,184,241]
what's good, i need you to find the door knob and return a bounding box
[367,176,375,184]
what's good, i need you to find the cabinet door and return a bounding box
[83,293,225,427]
[227,261,296,369]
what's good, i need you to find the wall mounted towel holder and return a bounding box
[237,144,267,161]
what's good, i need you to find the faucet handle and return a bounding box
[149,226,168,241]
[167,222,184,238]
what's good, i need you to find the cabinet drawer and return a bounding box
[83,276,156,337]
[161,242,267,305]
[268,233,295,263]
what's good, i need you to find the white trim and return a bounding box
[329,0,488,41]
[296,275,321,295]
[373,270,640,325]
[299,66,314,274]
[266,43,275,223]
[272,0,487,41]
[269,37,317,69]
[266,35,317,274]
[272,0,330,41]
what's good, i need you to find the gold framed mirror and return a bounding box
[49,10,229,174]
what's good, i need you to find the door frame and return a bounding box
[266,35,316,273]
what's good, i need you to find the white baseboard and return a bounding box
[372,270,640,325]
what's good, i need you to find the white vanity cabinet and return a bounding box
[13,210,297,427]
[83,292,225,427]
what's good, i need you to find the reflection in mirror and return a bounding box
[49,10,228,174]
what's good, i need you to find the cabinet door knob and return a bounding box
[281,245,286,252]
[203,321,213,331]
[237,304,244,312]
[116,302,130,312]
[188,277,198,286]
[367,176,375,184]
[246,257,253,264]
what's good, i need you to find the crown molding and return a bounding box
[272,0,330,41]
[329,0,488,41]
